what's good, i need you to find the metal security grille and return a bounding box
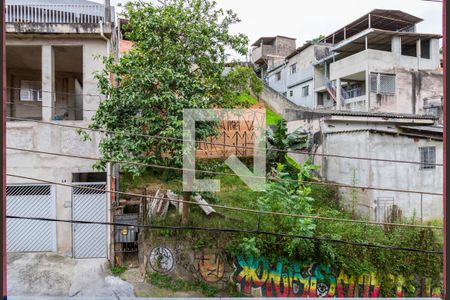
[7,184,56,252]
[419,147,436,170]
[370,73,378,93]
[72,183,107,258]
[379,74,396,94]
[370,73,396,95]
[375,197,394,222]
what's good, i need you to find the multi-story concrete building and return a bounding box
[250,35,296,79]
[266,42,330,107]
[259,10,444,221]
[263,10,443,123]
[6,0,115,258]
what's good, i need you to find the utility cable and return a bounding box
[5,215,443,255]
[7,147,443,196]
[6,116,443,167]
[6,173,443,230]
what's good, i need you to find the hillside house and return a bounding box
[6,0,116,258]
[250,35,296,79]
[286,109,443,221]
[262,10,443,123]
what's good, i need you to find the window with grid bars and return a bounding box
[369,73,396,95]
[419,146,436,170]
[379,74,396,94]
[20,80,42,101]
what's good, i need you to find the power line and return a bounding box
[6,86,103,98]
[7,146,443,196]
[5,173,443,230]
[5,215,443,255]
[6,116,443,167]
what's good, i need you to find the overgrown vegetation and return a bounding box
[146,272,219,297]
[95,0,442,295]
[110,265,126,276]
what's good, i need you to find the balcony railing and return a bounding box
[342,87,363,100]
[5,4,106,24]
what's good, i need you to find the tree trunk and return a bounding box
[181,191,191,225]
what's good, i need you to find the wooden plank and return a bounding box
[193,194,216,216]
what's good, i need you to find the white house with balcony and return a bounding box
[315,9,443,120]
[263,10,443,123]
[6,0,115,258]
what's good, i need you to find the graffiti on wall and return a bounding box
[195,252,225,283]
[233,256,442,298]
[149,246,174,273]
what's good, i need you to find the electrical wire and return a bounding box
[5,173,443,230]
[5,215,443,255]
[6,116,443,167]
[7,146,443,196]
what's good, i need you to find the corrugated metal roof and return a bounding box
[297,108,438,120]
[326,128,442,140]
[322,9,423,44]
[399,125,443,133]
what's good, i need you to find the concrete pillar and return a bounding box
[392,36,401,60]
[416,39,421,69]
[365,69,370,112]
[336,78,342,110]
[429,38,440,67]
[41,45,54,121]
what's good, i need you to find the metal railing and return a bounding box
[5,3,105,24]
[342,87,363,100]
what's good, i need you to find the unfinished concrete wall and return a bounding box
[7,121,105,255]
[6,35,109,256]
[259,85,301,118]
[274,37,296,57]
[6,37,107,121]
[372,68,443,122]
[367,133,443,221]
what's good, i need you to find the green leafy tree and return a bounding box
[90,0,251,174]
[266,119,309,169]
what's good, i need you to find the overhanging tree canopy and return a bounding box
[91,0,253,174]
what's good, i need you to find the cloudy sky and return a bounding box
[99,0,443,57]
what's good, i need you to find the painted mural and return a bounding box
[233,256,442,298]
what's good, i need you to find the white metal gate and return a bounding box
[7,184,56,252]
[72,183,107,258]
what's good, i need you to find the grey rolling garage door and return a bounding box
[72,183,107,258]
[7,185,56,252]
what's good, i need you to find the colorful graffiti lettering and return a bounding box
[233,256,441,298]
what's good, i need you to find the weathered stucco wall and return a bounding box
[323,130,442,220]
[7,121,104,255]
[139,234,442,297]
[6,35,108,255]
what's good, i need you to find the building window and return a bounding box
[290,63,297,74]
[290,90,293,97]
[419,146,436,169]
[302,85,309,97]
[370,73,395,95]
[20,80,42,101]
[276,72,281,81]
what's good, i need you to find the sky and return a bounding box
[98,0,443,58]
